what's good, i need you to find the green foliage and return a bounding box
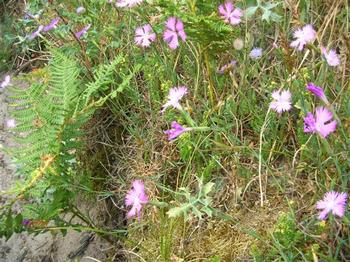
[1,51,137,239]
[167,177,215,220]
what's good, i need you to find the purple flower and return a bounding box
[43,18,60,32]
[6,119,16,128]
[306,83,328,104]
[125,180,149,219]
[316,191,347,220]
[249,47,263,59]
[217,60,237,74]
[164,121,191,141]
[116,0,143,8]
[22,219,31,226]
[75,24,91,39]
[0,75,11,89]
[290,24,317,51]
[269,90,292,113]
[28,25,44,40]
[321,47,340,67]
[76,6,86,14]
[304,107,337,138]
[161,86,188,113]
[134,24,156,48]
[163,17,187,49]
[218,1,242,25]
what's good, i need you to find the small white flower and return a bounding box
[269,90,292,113]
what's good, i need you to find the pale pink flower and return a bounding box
[0,75,11,89]
[269,90,292,113]
[290,24,316,51]
[75,24,91,39]
[321,47,340,67]
[134,24,156,47]
[116,0,143,8]
[161,86,188,113]
[304,107,337,138]
[164,121,191,141]
[125,180,149,219]
[6,119,16,128]
[218,1,242,25]
[316,191,347,220]
[163,17,186,49]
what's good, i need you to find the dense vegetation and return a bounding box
[1,0,349,261]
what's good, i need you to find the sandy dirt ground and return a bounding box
[0,75,113,262]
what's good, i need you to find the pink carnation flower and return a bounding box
[163,17,187,49]
[306,83,328,104]
[290,24,316,51]
[75,24,91,39]
[304,107,337,138]
[161,86,188,113]
[116,0,143,8]
[43,18,60,32]
[0,75,11,89]
[125,180,149,219]
[28,25,44,40]
[316,191,347,220]
[218,1,242,25]
[269,90,292,113]
[321,47,340,67]
[164,121,191,141]
[134,24,156,47]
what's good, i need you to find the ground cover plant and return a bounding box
[1,0,350,261]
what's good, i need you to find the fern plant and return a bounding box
[0,50,138,239]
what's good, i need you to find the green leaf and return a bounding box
[202,182,215,196]
[167,204,191,218]
[245,6,258,18]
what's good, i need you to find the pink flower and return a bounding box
[218,1,242,25]
[43,18,60,32]
[161,86,188,113]
[316,191,347,220]
[6,119,16,128]
[125,180,149,219]
[163,17,186,49]
[28,25,44,40]
[269,90,292,113]
[290,24,316,51]
[164,121,191,141]
[0,75,11,88]
[116,0,143,8]
[321,47,340,67]
[306,83,328,104]
[134,24,156,47]
[304,107,337,138]
[75,24,91,39]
